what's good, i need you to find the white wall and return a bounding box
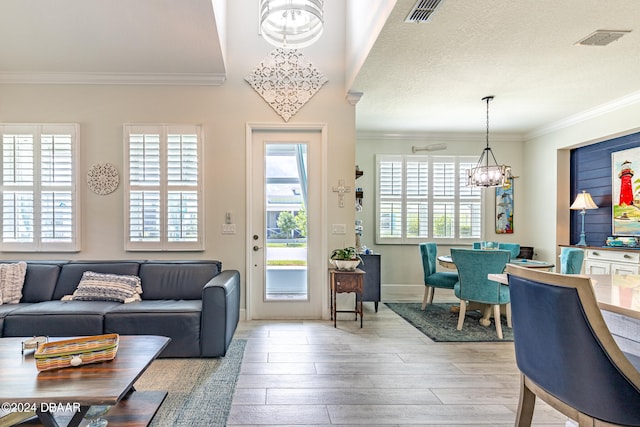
[0,0,357,314]
[523,100,640,265]
[356,97,640,298]
[356,131,524,297]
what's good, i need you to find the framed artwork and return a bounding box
[495,178,514,234]
[612,146,640,236]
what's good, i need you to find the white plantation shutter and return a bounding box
[458,160,482,238]
[0,124,79,251]
[405,158,428,238]
[376,154,481,244]
[125,124,203,251]
[377,156,403,240]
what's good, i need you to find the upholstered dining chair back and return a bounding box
[472,242,520,259]
[451,248,510,304]
[559,247,585,274]
[450,248,511,338]
[418,243,458,309]
[506,264,640,427]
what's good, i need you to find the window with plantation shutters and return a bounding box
[376,154,481,244]
[0,124,79,252]
[124,124,203,251]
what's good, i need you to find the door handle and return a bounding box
[253,245,262,251]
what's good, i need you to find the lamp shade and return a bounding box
[260,0,324,49]
[570,191,598,210]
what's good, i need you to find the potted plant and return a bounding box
[330,246,363,271]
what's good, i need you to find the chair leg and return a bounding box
[493,304,503,339]
[506,303,512,328]
[421,286,432,310]
[456,300,467,331]
[515,375,536,427]
[428,286,435,304]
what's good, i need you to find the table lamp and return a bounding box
[570,190,599,246]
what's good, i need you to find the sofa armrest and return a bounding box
[200,270,241,357]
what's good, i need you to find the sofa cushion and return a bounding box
[53,262,141,300]
[104,300,202,357]
[0,261,27,304]
[3,300,119,337]
[138,261,221,300]
[0,303,30,337]
[22,262,65,303]
[62,271,142,303]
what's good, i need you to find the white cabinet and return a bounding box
[584,248,640,275]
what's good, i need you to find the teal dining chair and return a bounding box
[473,241,520,259]
[560,247,584,274]
[450,248,511,339]
[419,243,459,309]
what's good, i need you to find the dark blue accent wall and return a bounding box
[570,132,640,246]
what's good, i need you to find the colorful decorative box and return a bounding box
[34,334,119,372]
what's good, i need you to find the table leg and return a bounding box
[332,286,337,328]
[479,304,492,327]
[36,405,89,427]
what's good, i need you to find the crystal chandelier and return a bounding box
[467,96,512,187]
[259,0,324,49]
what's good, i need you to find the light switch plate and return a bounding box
[332,224,346,234]
[222,224,236,234]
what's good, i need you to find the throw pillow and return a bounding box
[0,261,27,304]
[62,271,143,303]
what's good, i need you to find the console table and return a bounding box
[329,268,365,328]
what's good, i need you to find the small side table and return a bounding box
[329,268,365,328]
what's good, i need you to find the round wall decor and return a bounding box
[87,162,119,195]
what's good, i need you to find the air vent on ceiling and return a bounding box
[405,0,444,23]
[576,30,631,46]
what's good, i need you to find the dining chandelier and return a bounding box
[259,0,324,49]
[467,96,512,187]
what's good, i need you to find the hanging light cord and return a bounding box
[481,95,499,168]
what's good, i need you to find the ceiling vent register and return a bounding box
[405,0,444,23]
[576,30,631,46]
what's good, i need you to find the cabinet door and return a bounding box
[611,262,640,275]
[584,260,610,275]
[358,254,380,303]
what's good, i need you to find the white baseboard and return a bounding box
[382,283,458,303]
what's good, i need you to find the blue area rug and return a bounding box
[135,339,246,426]
[385,303,513,342]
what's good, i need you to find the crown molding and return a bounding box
[527,90,640,140]
[346,91,364,106]
[0,72,226,86]
[356,130,524,143]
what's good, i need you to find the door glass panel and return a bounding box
[265,143,308,300]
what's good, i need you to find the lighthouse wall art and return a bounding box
[612,146,640,236]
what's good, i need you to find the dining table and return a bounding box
[488,272,640,356]
[437,255,555,270]
[488,272,640,321]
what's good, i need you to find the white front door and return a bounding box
[247,124,326,319]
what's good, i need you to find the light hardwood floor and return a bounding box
[228,298,568,426]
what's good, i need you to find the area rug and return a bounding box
[385,303,513,342]
[135,339,246,427]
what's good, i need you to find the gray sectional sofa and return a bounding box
[0,260,240,357]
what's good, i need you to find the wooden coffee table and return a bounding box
[0,335,170,427]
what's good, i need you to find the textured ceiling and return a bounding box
[0,0,225,84]
[352,0,640,134]
[1,0,639,135]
